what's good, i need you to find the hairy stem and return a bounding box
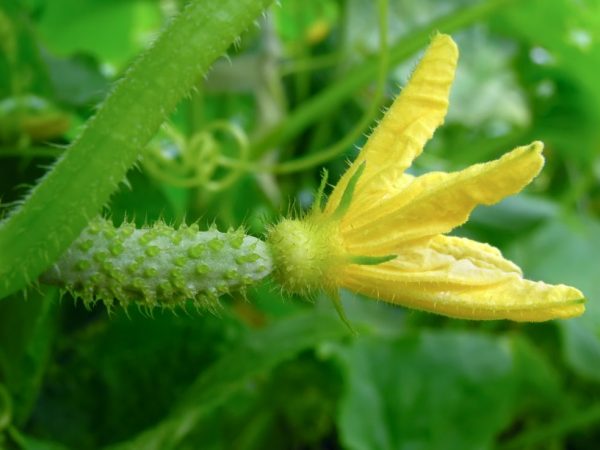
[0,0,274,299]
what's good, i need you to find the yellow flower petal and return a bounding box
[342,235,520,286]
[339,235,585,322]
[325,33,458,215]
[342,142,544,254]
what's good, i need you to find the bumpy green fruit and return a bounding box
[41,218,272,310]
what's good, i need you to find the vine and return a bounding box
[142,121,250,191]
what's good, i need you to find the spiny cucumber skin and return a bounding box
[41,218,273,311]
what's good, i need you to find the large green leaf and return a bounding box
[108,311,347,450]
[334,331,517,450]
[508,217,600,382]
[26,305,232,448]
[0,287,58,426]
[498,0,600,164]
[34,0,161,67]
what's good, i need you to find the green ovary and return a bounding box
[266,218,344,295]
[41,218,273,310]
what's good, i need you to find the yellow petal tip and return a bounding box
[431,32,459,56]
[528,140,544,153]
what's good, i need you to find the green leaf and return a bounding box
[34,0,161,67]
[25,307,234,448]
[107,311,347,450]
[6,426,70,450]
[468,195,558,233]
[176,352,343,450]
[42,52,109,108]
[510,336,563,410]
[0,287,58,426]
[507,216,600,382]
[498,0,600,164]
[334,331,517,450]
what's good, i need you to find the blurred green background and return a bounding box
[1,0,600,448]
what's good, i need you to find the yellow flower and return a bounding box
[267,33,585,322]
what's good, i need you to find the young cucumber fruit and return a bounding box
[42,218,273,310]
